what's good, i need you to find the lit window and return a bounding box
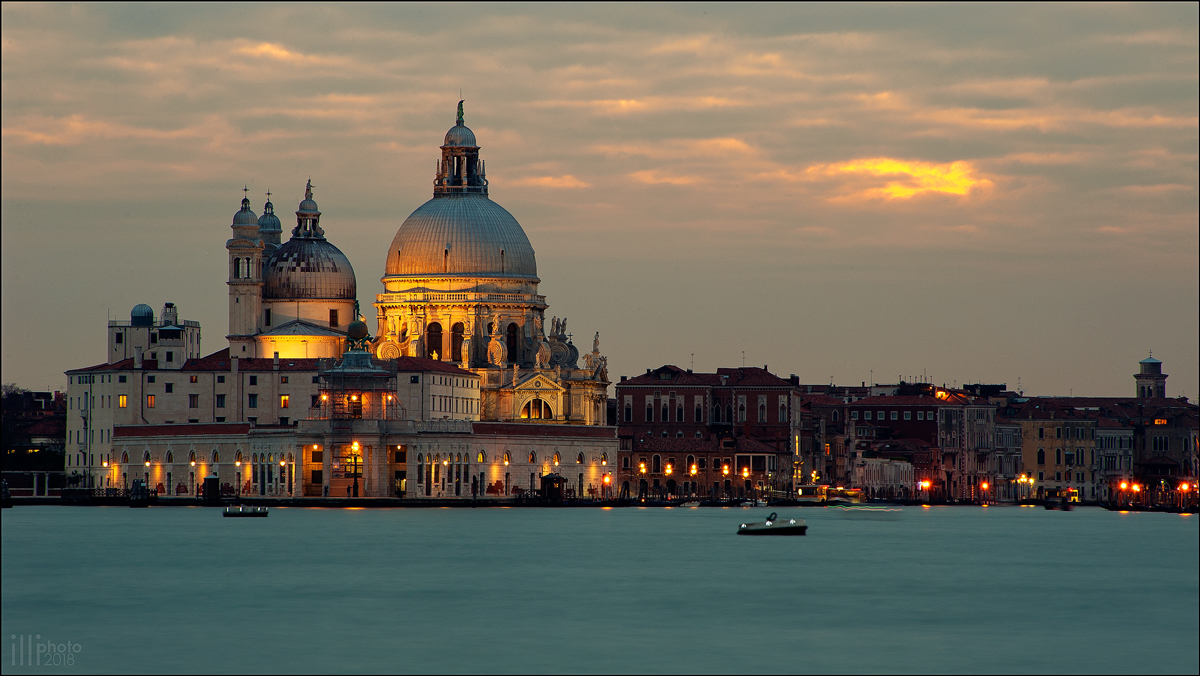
[118,395,127,408]
[280,395,289,409]
[190,376,198,383]
[147,395,155,408]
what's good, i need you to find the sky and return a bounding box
[2,3,1197,399]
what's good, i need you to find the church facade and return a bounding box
[64,106,617,501]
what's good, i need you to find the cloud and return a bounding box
[629,170,705,186]
[803,158,993,200]
[510,175,591,188]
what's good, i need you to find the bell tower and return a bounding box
[226,190,265,355]
[1134,354,1167,399]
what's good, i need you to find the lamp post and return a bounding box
[235,459,242,499]
[350,441,362,498]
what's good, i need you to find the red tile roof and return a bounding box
[620,365,795,388]
[473,423,616,438]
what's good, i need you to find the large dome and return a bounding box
[264,238,356,300]
[385,193,537,278]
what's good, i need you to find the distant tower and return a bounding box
[226,193,265,355]
[433,100,488,196]
[1135,353,1167,399]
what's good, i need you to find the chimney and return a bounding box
[273,352,280,370]
[620,375,627,382]
[134,347,144,369]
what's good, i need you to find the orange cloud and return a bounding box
[510,175,591,188]
[806,157,992,199]
[629,170,704,186]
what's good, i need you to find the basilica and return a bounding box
[64,106,617,500]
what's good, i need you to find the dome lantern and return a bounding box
[434,101,488,196]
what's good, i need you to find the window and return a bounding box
[118,395,127,408]
[280,376,288,384]
[676,406,684,423]
[851,410,859,420]
[521,398,553,420]
[646,404,654,422]
[147,376,155,383]
[662,405,669,422]
[329,309,339,328]
[166,351,174,363]
[779,405,787,423]
[280,395,289,409]
[147,395,155,408]
[622,457,630,469]
[694,405,703,422]
[890,411,898,420]
[150,333,157,344]
[904,411,912,420]
[189,375,198,383]
[1037,449,1045,465]
[411,375,420,384]
[217,375,225,384]
[426,322,443,359]
[1038,427,1044,439]
[165,383,174,393]
[119,375,127,383]
[188,394,199,408]
[758,404,766,422]
[115,333,124,344]
[1055,448,1062,465]
[248,394,258,409]
[1055,427,1061,439]
[216,394,226,408]
[311,395,319,408]
[864,411,872,420]
[249,376,258,386]
[265,309,271,326]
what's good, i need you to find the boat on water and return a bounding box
[737,512,807,536]
[679,500,701,507]
[223,505,269,518]
[742,499,768,508]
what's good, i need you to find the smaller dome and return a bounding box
[263,238,356,300]
[258,201,282,233]
[347,320,369,341]
[131,304,154,327]
[444,122,477,148]
[232,197,258,226]
[298,198,319,213]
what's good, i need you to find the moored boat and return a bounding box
[737,512,807,536]
[223,505,269,518]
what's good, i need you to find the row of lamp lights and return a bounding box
[637,462,745,479]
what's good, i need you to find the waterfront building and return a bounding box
[61,105,617,499]
[613,365,801,499]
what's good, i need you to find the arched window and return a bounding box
[521,398,553,420]
[417,452,423,463]
[456,453,462,463]
[506,323,519,362]
[695,405,703,422]
[478,451,486,463]
[426,323,443,360]
[122,451,130,464]
[652,455,661,473]
[235,451,242,464]
[1037,449,1045,465]
[268,453,274,463]
[624,404,632,422]
[832,410,839,423]
[676,406,684,422]
[661,431,668,438]
[646,403,654,422]
[212,450,220,463]
[553,452,561,466]
[166,451,174,463]
[503,451,511,464]
[143,451,151,464]
[677,431,684,437]
[738,404,746,422]
[528,451,537,464]
[759,404,766,422]
[687,455,695,469]
[662,404,669,422]
[600,453,608,465]
[779,405,786,422]
[577,452,585,464]
[451,323,465,361]
[188,451,195,464]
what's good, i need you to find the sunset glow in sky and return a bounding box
[2,4,1197,397]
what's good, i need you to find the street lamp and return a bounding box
[350,441,362,498]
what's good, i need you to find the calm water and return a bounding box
[2,505,1197,674]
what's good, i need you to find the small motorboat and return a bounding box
[741,499,768,508]
[836,505,903,518]
[223,505,269,518]
[737,512,807,536]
